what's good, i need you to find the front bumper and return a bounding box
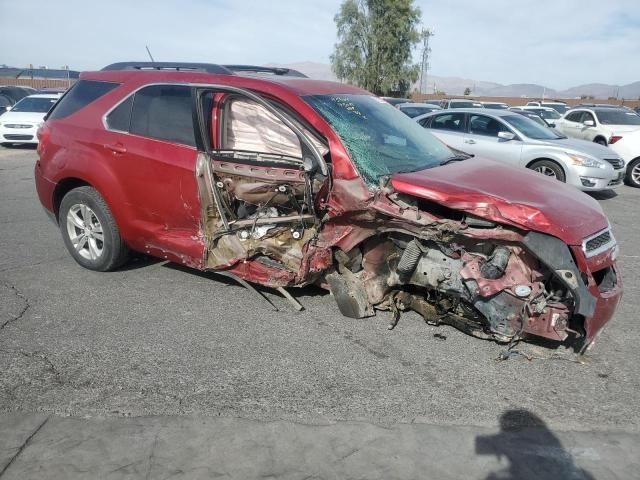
[522,232,622,346]
[570,245,623,346]
[566,165,623,191]
[0,125,39,144]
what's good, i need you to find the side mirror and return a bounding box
[583,120,595,127]
[548,122,556,128]
[498,131,516,141]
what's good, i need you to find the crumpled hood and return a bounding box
[391,158,608,245]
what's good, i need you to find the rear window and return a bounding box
[46,80,119,120]
[10,96,58,113]
[595,109,640,126]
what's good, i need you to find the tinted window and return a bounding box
[565,111,583,122]
[431,113,466,132]
[595,109,640,125]
[449,101,478,109]
[399,106,437,118]
[502,114,563,140]
[543,104,569,114]
[483,103,509,110]
[539,109,560,120]
[47,80,118,120]
[582,112,595,123]
[0,95,12,108]
[130,85,195,146]
[468,114,509,137]
[106,96,133,132]
[10,96,58,113]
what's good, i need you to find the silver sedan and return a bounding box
[414,108,626,191]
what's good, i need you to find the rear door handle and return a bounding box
[464,139,476,144]
[105,143,127,154]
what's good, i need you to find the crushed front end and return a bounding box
[322,196,622,350]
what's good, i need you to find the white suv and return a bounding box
[554,107,640,146]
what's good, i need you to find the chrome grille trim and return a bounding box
[582,227,616,258]
[603,157,624,169]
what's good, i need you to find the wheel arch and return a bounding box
[525,157,566,175]
[593,135,607,145]
[52,177,91,221]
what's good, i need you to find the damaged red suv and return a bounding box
[35,62,622,350]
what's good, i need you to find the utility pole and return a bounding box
[419,28,434,95]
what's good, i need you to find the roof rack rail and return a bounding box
[101,62,232,74]
[222,65,307,78]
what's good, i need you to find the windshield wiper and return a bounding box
[439,153,474,166]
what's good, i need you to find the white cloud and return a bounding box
[1,0,638,89]
[418,0,640,88]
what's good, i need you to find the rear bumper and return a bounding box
[34,160,56,216]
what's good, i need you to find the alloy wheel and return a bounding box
[632,162,640,184]
[66,204,104,260]
[534,165,557,178]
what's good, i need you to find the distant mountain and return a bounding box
[266,62,640,99]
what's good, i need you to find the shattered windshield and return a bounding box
[304,94,452,186]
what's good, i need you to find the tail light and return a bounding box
[36,122,50,157]
[609,135,623,145]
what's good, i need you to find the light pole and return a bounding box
[419,28,434,95]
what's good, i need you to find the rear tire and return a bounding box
[625,158,640,188]
[528,160,566,182]
[59,186,130,271]
[594,138,607,146]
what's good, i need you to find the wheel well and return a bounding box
[526,158,564,171]
[52,178,91,221]
[593,135,607,145]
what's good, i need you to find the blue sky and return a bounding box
[1,0,639,89]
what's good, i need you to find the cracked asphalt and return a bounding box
[1,146,640,434]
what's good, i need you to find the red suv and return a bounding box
[35,62,622,350]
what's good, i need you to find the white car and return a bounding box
[512,106,561,126]
[607,129,640,188]
[554,107,640,146]
[526,101,570,115]
[0,94,60,146]
[415,108,625,192]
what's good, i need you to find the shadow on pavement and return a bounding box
[588,189,618,201]
[476,410,594,480]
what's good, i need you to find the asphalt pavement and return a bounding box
[1,146,639,478]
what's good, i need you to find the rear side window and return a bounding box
[129,85,195,146]
[565,111,583,122]
[106,96,133,132]
[47,80,118,120]
[431,113,466,132]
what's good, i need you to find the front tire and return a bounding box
[59,186,130,271]
[528,160,566,182]
[626,158,640,188]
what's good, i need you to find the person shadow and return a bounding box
[476,410,595,480]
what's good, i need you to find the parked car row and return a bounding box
[383,94,640,191]
[0,93,62,146]
[554,106,640,187]
[414,108,626,192]
[0,86,37,115]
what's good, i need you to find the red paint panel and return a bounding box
[391,158,608,246]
